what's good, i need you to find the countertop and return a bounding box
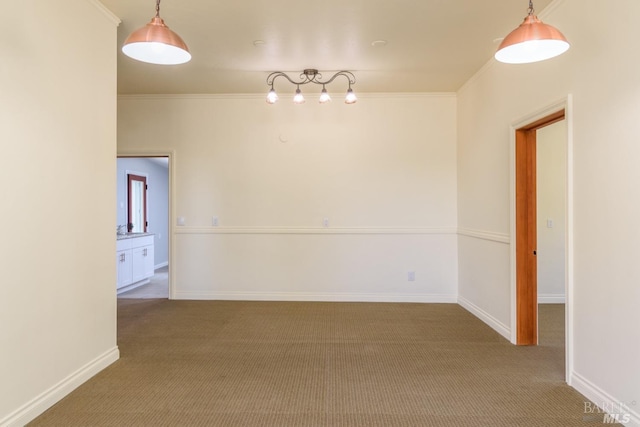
[117,232,154,240]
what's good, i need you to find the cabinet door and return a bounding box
[116,250,133,289]
[131,247,147,283]
[142,245,155,279]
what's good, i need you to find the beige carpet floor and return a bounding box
[29,302,609,426]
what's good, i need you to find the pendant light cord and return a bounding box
[155,0,161,17]
[527,0,534,16]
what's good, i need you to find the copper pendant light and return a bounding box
[495,0,569,64]
[122,0,191,65]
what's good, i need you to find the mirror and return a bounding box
[127,174,147,233]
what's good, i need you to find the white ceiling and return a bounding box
[101,0,553,95]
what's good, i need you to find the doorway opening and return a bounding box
[536,120,567,359]
[117,156,171,299]
[515,109,565,345]
[510,94,574,385]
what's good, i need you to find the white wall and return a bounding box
[457,0,639,422]
[118,94,458,302]
[0,1,119,425]
[537,120,566,303]
[117,158,170,268]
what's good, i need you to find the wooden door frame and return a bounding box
[127,173,148,232]
[515,110,565,345]
[509,96,574,381]
[515,126,538,345]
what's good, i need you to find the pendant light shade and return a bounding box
[495,1,569,64]
[293,87,305,104]
[319,87,331,103]
[122,1,191,65]
[266,88,278,104]
[345,87,357,104]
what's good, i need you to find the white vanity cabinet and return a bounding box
[116,243,133,289]
[116,234,154,293]
[132,243,154,283]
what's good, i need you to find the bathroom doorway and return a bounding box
[117,156,171,299]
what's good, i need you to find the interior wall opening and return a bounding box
[515,108,566,346]
[117,156,170,299]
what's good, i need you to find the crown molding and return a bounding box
[538,0,567,21]
[88,0,120,26]
[117,92,456,101]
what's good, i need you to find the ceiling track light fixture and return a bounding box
[122,0,191,65]
[495,0,569,64]
[266,69,357,105]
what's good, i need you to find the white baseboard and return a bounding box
[117,278,150,295]
[538,294,566,304]
[0,347,119,427]
[457,296,511,340]
[571,371,639,426]
[154,261,168,270]
[173,291,457,304]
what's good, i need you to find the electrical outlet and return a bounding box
[212,216,219,227]
[408,271,415,281]
[323,218,329,228]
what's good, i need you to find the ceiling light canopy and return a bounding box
[495,0,569,64]
[266,70,357,105]
[122,0,191,65]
